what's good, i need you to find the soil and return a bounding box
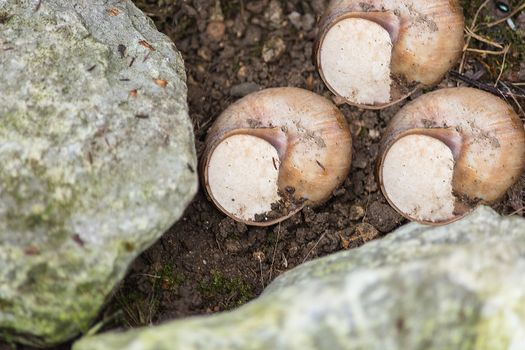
[3,0,525,349]
[107,0,409,329]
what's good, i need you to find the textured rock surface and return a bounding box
[74,207,525,350]
[0,0,197,346]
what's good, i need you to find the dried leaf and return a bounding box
[107,8,119,16]
[138,40,156,51]
[154,79,168,88]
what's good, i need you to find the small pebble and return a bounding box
[288,12,302,30]
[349,205,365,221]
[311,0,326,15]
[262,36,286,63]
[246,0,267,14]
[288,12,315,31]
[264,0,284,28]
[369,129,381,139]
[231,82,262,97]
[225,239,243,253]
[237,65,248,79]
[302,14,315,32]
[197,47,212,61]
[352,152,368,169]
[206,20,226,41]
[332,95,347,106]
[253,251,266,262]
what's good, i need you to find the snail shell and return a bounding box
[377,87,525,224]
[314,0,464,109]
[201,87,353,226]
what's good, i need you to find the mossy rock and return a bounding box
[74,207,525,350]
[0,0,197,346]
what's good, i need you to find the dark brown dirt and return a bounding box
[2,0,525,349]
[103,0,525,331]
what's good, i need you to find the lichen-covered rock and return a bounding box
[74,207,525,350]
[0,0,197,346]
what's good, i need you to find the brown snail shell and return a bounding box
[201,87,353,226]
[377,87,525,225]
[314,0,464,109]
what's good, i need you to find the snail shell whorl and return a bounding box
[378,87,525,224]
[315,0,464,109]
[201,87,353,226]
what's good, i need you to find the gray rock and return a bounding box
[288,11,303,30]
[0,0,197,346]
[230,82,262,97]
[262,36,286,63]
[287,12,315,32]
[264,0,284,29]
[73,207,525,350]
[301,14,315,32]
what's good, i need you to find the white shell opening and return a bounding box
[382,134,456,223]
[319,18,392,105]
[207,134,281,222]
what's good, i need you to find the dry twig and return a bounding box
[494,45,510,87]
[449,71,525,100]
[500,82,525,117]
[302,232,327,263]
[268,223,281,283]
[464,27,503,49]
[466,47,509,55]
[507,207,525,216]
[459,0,490,74]
[485,3,525,28]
